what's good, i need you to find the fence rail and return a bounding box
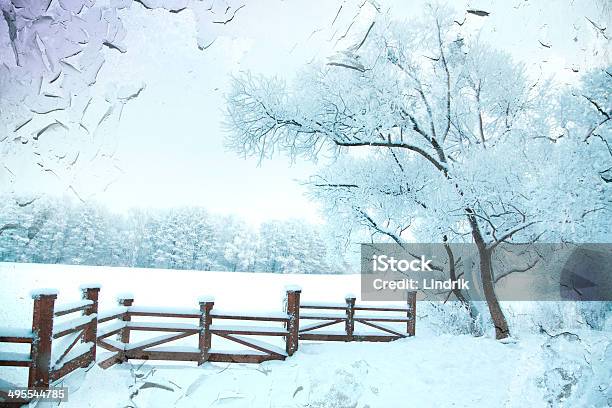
[298,293,416,342]
[0,284,416,402]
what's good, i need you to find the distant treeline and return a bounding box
[0,197,350,274]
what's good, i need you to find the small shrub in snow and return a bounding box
[420,301,484,336]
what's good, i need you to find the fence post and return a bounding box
[198,297,214,365]
[285,287,301,356]
[117,294,133,361]
[345,294,356,342]
[407,291,416,336]
[28,290,57,389]
[81,285,100,364]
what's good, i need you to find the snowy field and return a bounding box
[0,263,363,327]
[1,263,610,408]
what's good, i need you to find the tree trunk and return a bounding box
[467,213,510,340]
[477,246,510,339]
[444,242,482,336]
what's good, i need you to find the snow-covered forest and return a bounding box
[0,197,346,273]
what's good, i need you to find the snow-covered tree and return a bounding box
[225,6,611,338]
[555,66,611,195]
[255,220,333,274]
[224,225,258,272]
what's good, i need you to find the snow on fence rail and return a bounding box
[95,289,301,368]
[0,285,416,399]
[0,285,100,402]
[298,293,416,342]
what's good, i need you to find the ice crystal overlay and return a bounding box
[0,0,242,201]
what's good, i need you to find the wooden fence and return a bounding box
[299,293,416,342]
[0,285,100,406]
[0,285,416,402]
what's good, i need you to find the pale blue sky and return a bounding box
[97,1,347,224]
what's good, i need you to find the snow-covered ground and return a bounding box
[1,263,610,407]
[56,335,551,408]
[0,263,362,327]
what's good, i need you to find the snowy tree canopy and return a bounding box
[225,4,611,338]
[226,5,611,248]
